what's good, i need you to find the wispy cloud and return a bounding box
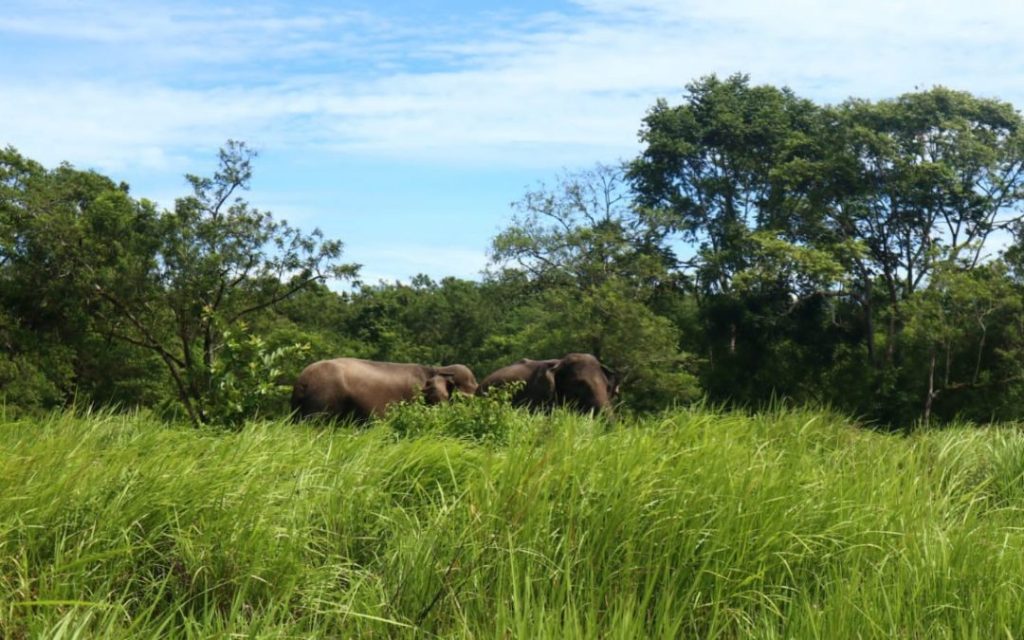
[5,0,1022,281]
[4,0,1023,175]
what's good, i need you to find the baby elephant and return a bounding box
[291,358,478,423]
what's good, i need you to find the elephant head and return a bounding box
[524,353,619,414]
[435,364,479,396]
[479,353,618,414]
[422,371,457,405]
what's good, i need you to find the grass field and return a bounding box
[3,401,1024,638]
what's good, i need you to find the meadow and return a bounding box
[3,401,1024,638]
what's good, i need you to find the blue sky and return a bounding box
[3,0,1024,283]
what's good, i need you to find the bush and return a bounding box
[206,323,311,427]
[384,387,528,444]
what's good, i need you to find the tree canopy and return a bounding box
[5,78,1024,428]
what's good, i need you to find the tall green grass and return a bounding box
[3,403,1024,638]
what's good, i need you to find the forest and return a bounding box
[4,73,1024,429]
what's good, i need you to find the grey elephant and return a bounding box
[478,353,619,414]
[291,358,478,422]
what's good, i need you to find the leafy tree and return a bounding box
[0,309,73,411]
[628,77,1024,423]
[903,260,1024,425]
[492,163,673,292]
[91,141,357,425]
[816,88,1024,366]
[626,75,849,409]
[0,146,167,409]
[628,73,822,297]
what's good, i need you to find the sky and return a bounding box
[3,0,1024,284]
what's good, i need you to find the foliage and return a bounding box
[110,142,357,425]
[0,142,356,425]
[489,165,698,410]
[6,77,1024,426]
[814,87,1024,368]
[731,231,855,298]
[504,279,700,411]
[0,318,71,412]
[628,73,823,295]
[206,323,311,427]
[492,163,673,290]
[0,147,168,409]
[903,259,1024,425]
[384,384,528,444]
[625,76,1024,423]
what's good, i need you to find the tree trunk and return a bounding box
[923,349,937,428]
[864,295,876,366]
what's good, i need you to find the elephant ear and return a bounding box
[422,372,454,404]
[440,372,457,394]
[601,365,621,397]
[526,360,559,401]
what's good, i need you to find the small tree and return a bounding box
[492,163,674,293]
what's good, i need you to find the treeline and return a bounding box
[4,74,1024,427]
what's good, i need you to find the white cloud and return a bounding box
[3,0,1024,174]
[0,1,382,64]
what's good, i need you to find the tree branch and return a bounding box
[226,273,326,324]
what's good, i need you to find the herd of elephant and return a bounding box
[290,353,620,423]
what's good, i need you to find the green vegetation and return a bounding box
[4,405,1024,638]
[4,74,1024,426]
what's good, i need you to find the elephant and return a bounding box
[478,353,619,414]
[291,358,478,422]
[433,363,479,396]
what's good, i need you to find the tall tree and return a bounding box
[95,142,358,425]
[492,163,673,292]
[627,73,834,398]
[628,73,823,297]
[0,147,165,408]
[629,78,1024,421]
[816,88,1024,366]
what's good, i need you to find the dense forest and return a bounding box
[4,73,1024,428]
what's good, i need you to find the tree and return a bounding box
[904,260,1024,425]
[492,163,674,292]
[628,78,1024,422]
[626,75,844,405]
[815,88,1024,367]
[98,142,358,424]
[628,73,823,298]
[0,146,167,409]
